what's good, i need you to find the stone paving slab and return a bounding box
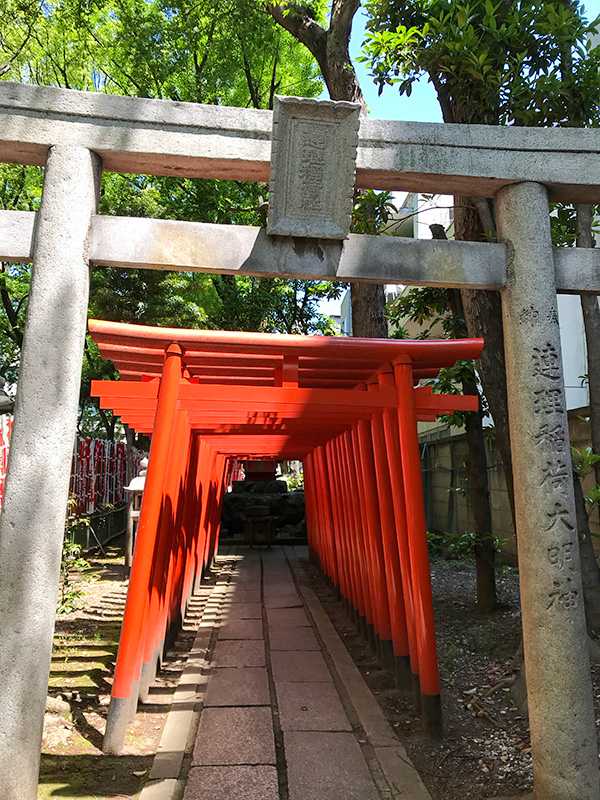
[212,639,265,667]
[263,583,297,597]
[226,590,261,604]
[269,626,319,651]
[167,547,431,800]
[221,602,262,620]
[264,594,302,609]
[285,731,380,800]
[204,667,270,707]
[267,607,310,628]
[218,619,263,640]
[276,681,352,731]
[192,706,276,765]
[271,650,331,683]
[184,766,279,800]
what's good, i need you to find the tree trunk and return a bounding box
[575,206,600,634]
[573,467,600,634]
[463,391,497,614]
[577,206,600,487]
[350,283,388,337]
[446,282,496,613]
[454,195,516,527]
[266,0,388,339]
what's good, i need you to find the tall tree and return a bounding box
[362,0,600,515]
[266,0,389,337]
[0,0,343,437]
[363,0,600,627]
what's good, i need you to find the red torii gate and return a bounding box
[89,319,484,752]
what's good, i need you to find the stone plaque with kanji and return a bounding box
[267,96,361,239]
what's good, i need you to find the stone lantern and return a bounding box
[123,457,147,568]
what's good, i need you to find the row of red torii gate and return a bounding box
[88,317,483,751]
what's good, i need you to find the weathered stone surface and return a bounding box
[212,640,265,668]
[264,479,288,493]
[0,145,101,800]
[264,594,303,610]
[269,626,319,651]
[276,681,351,731]
[8,210,600,293]
[184,765,279,800]
[192,707,275,765]
[45,696,71,716]
[285,731,379,800]
[496,181,599,800]
[204,668,270,707]
[268,96,360,239]
[86,214,509,289]
[271,650,331,682]
[218,619,263,640]
[221,602,262,620]
[5,82,600,201]
[267,607,311,628]
[263,580,297,596]
[226,590,261,605]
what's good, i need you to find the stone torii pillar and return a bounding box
[496,181,599,800]
[0,145,101,800]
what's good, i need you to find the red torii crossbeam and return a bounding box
[89,319,484,752]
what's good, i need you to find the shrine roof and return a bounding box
[88,319,484,389]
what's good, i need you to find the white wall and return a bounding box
[557,294,590,410]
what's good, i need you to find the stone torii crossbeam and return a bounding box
[0,80,598,800]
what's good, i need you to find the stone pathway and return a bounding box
[142,545,431,800]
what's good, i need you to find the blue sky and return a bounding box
[348,0,600,122]
[319,0,600,317]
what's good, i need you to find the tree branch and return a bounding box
[265,3,327,63]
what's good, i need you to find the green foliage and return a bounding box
[571,445,600,480]
[0,0,342,432]
[58,497,92,614]
[2,0,323,107]
[428,528,507,560]
[550,203,600,247]
[280,471,305,490]
[351,189,398,234]
[388,285,462,339]
[362,0,600,127]
[0,164,44,380]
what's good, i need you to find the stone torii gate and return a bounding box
[0,81,599,800]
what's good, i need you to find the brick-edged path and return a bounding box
[142,545,431,800]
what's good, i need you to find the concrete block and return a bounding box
[192,707,275,765]
[271,650,331,683]
[140,778,181,800]
[184,765,279,800]
[269,626,319,651]
[375,746,432,800]
[285,731,379,800]
[276,681,351,731]
[218,619,263,640]
[267,607,310,628]
[204,667,270,707]
[212,640,265,668]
